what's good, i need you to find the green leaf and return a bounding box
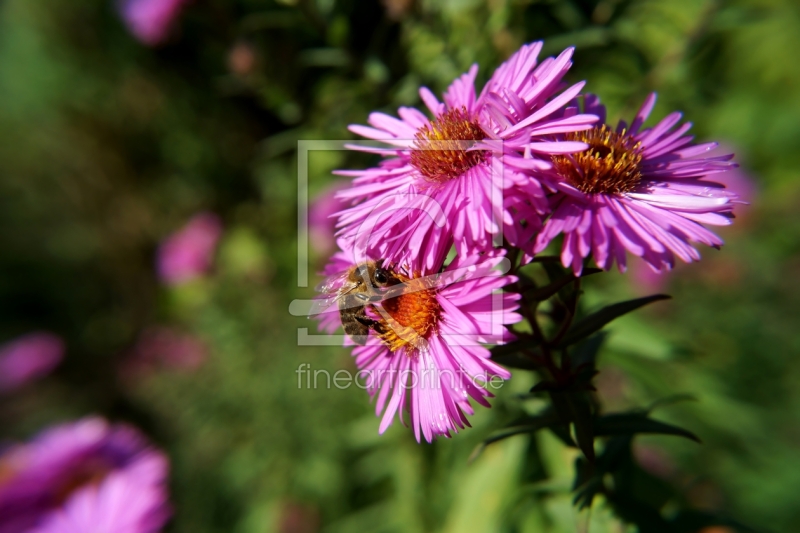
[645,394,697,414]
[490,338,541,357]
[490,352,539,370]
[573,476,604,510]
[606,493,674,532]
[571,332,608,368]
[549,423,576,448]
[557,294,671,347]
[541,260,573,304]
[515,270,538,292]
[572,435,634,510]
[529,255,561,264]
[524,268,602,302]
[470,412,561,461]
[550,390,595,461]
[594,413,701,443]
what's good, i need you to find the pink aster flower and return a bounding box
[119,0,190,46]
[316,249,521,442]
[533,93,738,274]
[0,332,64,394]
[156,212,222,285]
[334,42,597,269]
[0,417,170,533]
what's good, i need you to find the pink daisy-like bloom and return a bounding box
[0,418,170,533]
[334,42,598,269]
[533,93,738,274]
[0,332,64,394]
[317,249,521,442]
[156,212,222,286]
[119,0,190,46]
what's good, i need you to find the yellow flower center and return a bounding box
[378,272,440,353]
[410,107,487,183]
[552,125,644,195]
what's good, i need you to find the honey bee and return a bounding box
[318,260,401,345]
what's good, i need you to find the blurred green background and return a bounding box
[1,0,799,531]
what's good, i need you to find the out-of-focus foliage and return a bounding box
[0,0,798,531]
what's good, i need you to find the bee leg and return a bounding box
[356,314,386,334]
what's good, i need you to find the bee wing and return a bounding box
[315,270,350,294]
[306,293,341,317]
[309,271,361,317]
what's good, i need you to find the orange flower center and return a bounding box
[377,272,440,353]
[0,457,17,486]
[54,459,112,504]
[409,107,487,183]
[552,125,644,195]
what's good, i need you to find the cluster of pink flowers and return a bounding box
[0,210,221,531]
[313,41,737,442]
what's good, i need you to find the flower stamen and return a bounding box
[410,107,487,183]
[553,125,643,195]
[377,272,440,353]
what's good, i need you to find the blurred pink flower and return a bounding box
[0,332,64,394]
[120,0,190,46]
[121,327,207,379]
[157,212,222,285]
[309,181,350,257]
[0,417,170,533]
